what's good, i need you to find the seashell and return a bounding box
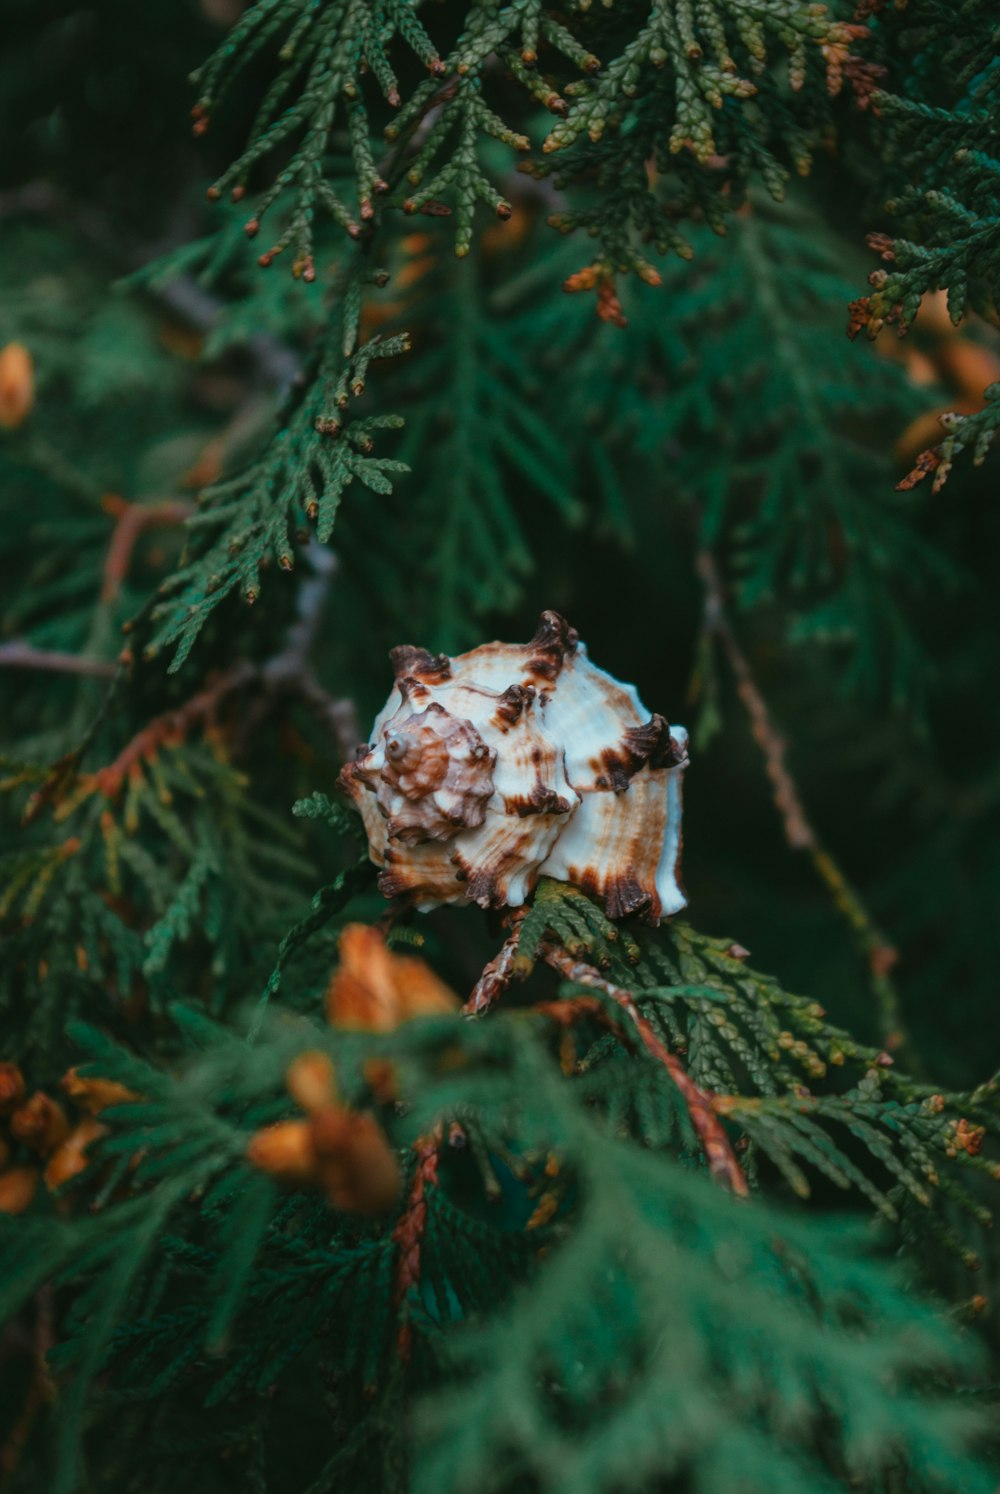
[338,611,689,923]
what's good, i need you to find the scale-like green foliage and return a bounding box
[1,718,316,1063]
[193,0,864,268]
[0,916,995,1493]
[148,304,408,671]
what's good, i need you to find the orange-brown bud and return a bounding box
[0,1061,26,1114]
[362,1057,399,1105]
[396,254,436,290]
[61,1068,139,1114]
[44,1117,107,1191]
[326,924,458,1032]
[310,1107,402,1214]
[934,338,1000,403]
[248,1103,401,1215]
[0,342,34,428]
[563,264,602,293]
[10,1092,70,1155]
[287,1051,338,1114]
[526,1191,559,1230]
[596,278,627,328]
[948,1118,986,1157]
[0,1165,40,1215]
[247,1120,316,1183]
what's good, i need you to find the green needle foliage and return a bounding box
[2,2,1000,1492]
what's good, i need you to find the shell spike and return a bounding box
[526,610,579,681]
[389,644,452,684]
[494,683,535,727]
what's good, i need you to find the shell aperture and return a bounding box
[338,612,688,922]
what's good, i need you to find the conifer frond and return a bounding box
[1,708,315,1062]
[193,0,868,270]
[490,200,946,697]
[0,949,993,1493]
[415,1134,987,1494]
[851,1,1000,487]
[511,882,1000,1243]
[147,312,409,671]
[375,253,583,646]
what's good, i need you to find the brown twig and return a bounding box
[463,908,528,1015]
[391,1127,441,1364]
[696,550,913,1061]
[88,662,256,798]
[100,496,194,603]
[0,642,116,679]
[540,940,749,1197]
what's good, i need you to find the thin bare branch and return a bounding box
[0,642,116,679]
[464,908,528,1015]
[696,549,912,1060]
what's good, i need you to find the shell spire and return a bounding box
[338,612,688,922]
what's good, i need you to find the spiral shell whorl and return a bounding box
[355,702,496,845]
[339,612,688,922]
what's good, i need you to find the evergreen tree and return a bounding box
[2,1,1000,1490]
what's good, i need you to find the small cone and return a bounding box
[44,1117,107,1191]
[61,1067,139,1114]
[0,1166,40,1215]
[326,925,458,1031]
[0,1062,26,1114]
[0,343,34,428]
[10,1092,70,1155]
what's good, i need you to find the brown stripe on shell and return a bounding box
[572,864,658,921]
[557,770,668,924]
[454,820,557,908]
[396,676,435,704]
[463,864,504,908]
[505,784,574,818]
[493,683,535,728]
[378,867,416,900]
[603,874,655,921]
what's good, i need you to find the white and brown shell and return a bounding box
[338,612,688,922]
